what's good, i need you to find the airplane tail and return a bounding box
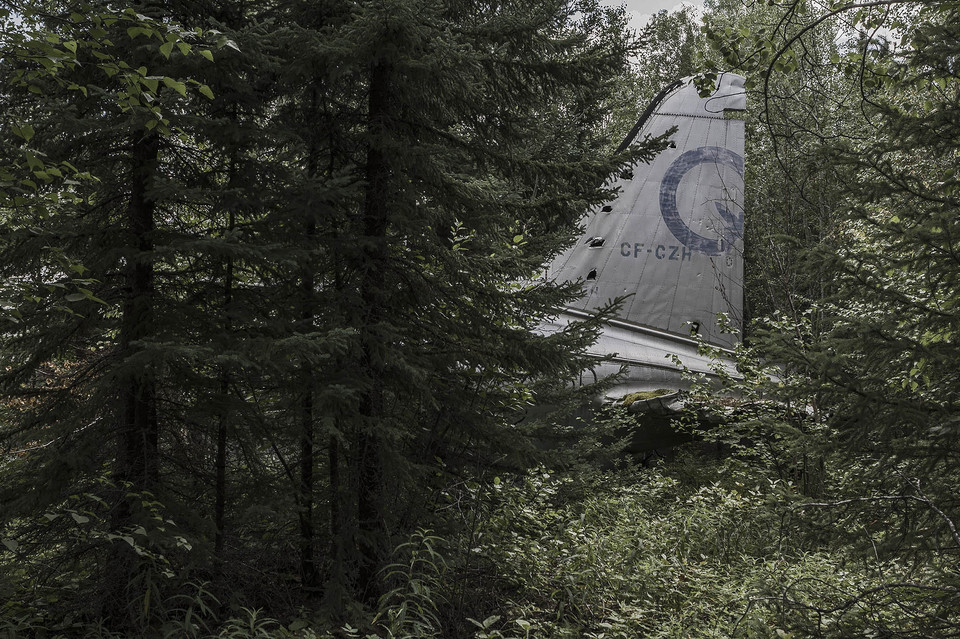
[549,73,746,351]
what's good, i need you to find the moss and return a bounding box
[620,388,674,406]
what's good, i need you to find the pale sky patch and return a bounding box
[615,0,705,32]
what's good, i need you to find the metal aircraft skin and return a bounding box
[545,73,747,399]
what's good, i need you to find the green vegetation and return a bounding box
[2,0,960,637]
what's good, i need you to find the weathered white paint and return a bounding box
[548,74,746,393]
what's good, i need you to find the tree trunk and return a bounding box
[299,143,320,590]
[117,134,160,490]
[299,372,320,590]
[214,186,235,562]
[106,132,159,622]
[355,55,392,601]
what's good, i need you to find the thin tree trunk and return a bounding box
[214,374,228,555]
[355,55,392,601]
[299,129,321,590]
[299,370,319,590]
[118,134,160,490]
[106,132,159,621]
[214,180,236,561]
[329,432,341,546]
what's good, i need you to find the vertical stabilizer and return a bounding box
[550,74,746,349]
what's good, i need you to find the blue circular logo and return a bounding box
[658,146,744,256]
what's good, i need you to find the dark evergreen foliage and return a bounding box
[0,0,651,627]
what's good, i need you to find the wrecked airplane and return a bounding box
[544,73,747,405]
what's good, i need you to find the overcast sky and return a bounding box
[616,0,704,31]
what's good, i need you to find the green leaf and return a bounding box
[1,539,17,552]
[198,84,214,100]
[77,288,107,304]
[13,124,35,142]
[70,512,89,524]
[199,49,214,62]
[289,620,309,632]
[217,36,240,52]
[482,616,501,629]
[162,77,187,96]
[159,41,175,59]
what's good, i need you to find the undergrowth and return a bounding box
[3,452,957,638]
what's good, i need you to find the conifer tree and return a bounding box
[1,0,658,624]
[271,0,659,599]
[0,0,280,621]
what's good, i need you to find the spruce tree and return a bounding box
[1,0,660,626]
[0,0,280,622]
[271,0,659,599]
